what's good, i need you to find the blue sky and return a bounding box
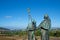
[0,0,60,29]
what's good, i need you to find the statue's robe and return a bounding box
[39,19,51,40]
[27,20,36,40]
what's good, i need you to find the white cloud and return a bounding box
[5,16,12,18]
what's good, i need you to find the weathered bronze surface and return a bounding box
[27,8,36,40]
[38,14,51,40]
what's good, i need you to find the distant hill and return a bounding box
[0,27,10,30]
[51,27,60,30]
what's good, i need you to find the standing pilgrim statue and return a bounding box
[38,14,51,40]
[27,8,36,40]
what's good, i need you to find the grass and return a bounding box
[0,36,60,40]
[0,36,16,40]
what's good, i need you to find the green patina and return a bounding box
[38,14,51,40]
[27,8,36,40]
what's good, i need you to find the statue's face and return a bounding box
[44,14,49,19]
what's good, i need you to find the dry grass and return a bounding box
[0,36,60,40]
[0,36,16,40]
